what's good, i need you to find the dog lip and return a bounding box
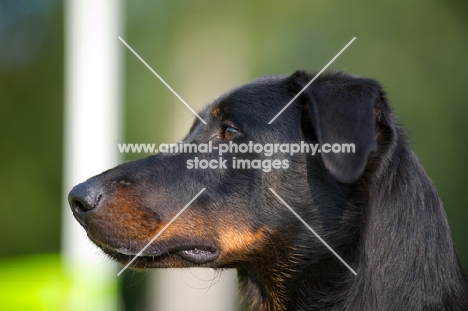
[172,246,219,264]
[104,243,219,264]
[114,247,144,256]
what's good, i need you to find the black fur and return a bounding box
[69,71,468,310]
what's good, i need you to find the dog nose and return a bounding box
[68,181,103,216]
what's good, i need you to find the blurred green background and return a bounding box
[0,0,467,309]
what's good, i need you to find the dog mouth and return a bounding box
[99,242,220,267]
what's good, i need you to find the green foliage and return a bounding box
[0,253,118,310]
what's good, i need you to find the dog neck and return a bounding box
[346,132,468,310]
[335,129,468,310]
[237,249,352,310]
[237,128,468,311]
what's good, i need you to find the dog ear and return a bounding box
[293,71,379,184]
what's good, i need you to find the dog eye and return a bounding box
[223,127,238,140]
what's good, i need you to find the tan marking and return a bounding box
[210,106,220,117]
[87,187,162,243]
[219,227,265,255]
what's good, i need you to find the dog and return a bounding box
[68,71,468,310]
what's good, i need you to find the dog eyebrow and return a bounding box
[211,106,220,117]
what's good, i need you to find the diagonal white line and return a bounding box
[118,36,207,125]
[268,37,356,124]
[268,188,357,275]
[117,188,207,276]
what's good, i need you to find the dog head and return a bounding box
[68,70,391,284]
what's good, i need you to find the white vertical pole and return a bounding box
[63,0,122,310]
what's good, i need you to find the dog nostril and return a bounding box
[68,182,103,213]
[70,197,91,213]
